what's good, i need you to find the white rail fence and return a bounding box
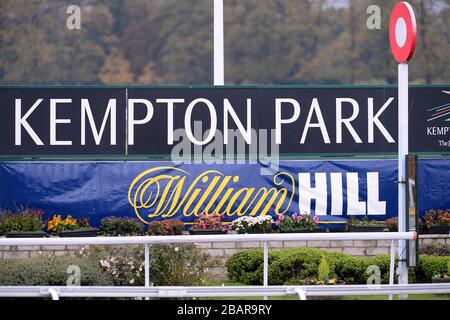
[1,232,449,300]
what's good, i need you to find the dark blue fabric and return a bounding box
[0,160,408,226]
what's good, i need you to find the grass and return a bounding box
[204,281,450,300]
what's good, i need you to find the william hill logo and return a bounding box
[426,90,450,147]
[127,166,386,224]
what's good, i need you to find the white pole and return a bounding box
[389,240,396,300]
[263,241,269,300]
[214,0,224,85]
[145,244,150,291]
[398,63,409,287]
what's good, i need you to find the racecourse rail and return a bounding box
[1,231,449,300]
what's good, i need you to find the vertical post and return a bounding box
[214,0,224,85]
[145,244,150,300]
[263,241,269,301]
[398,63,409,287]
[389,240,396,300]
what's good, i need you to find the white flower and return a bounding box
[129,279,135,284]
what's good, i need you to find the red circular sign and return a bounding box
[389,2,417,63]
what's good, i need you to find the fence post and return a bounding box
[145,244,150,300]
[263,241,269,300]
[389,240,396,300]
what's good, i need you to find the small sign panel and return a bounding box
[389,2,417,63]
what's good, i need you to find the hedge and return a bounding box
[226,248,449,285]
[0,256,113,286]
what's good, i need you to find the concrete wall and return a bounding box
[1,234,449,281]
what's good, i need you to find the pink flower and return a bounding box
[275,220,281,225]
[278,215,285,221]
[313,216,319,223]
[292,212,298,219]
[298,215,303,221]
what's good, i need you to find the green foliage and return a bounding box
[225,249,265,285]
[89,244,216,286]
[150,244,217,286]
[89,245,145,286]
[0,255,112,286]
[0,208,44,234]
[147,219,184,236]
[417,255,450,281]
[100,216,144,236]
[227,248,449,285]
[448,259,450,276]
[318,257,330,282]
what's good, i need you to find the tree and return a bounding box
[99,50,133,84]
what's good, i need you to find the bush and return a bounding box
[147,219,184,235]
[89,243,217,286]
[417,255,450,282]
[150,244,217,286]
[0,255,112,286]
[0,208,44,234]
[100,216,144,236]
[226,248,439,285]
[419,243,450,256]
[90,245,145,286]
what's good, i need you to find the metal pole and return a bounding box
[145,244,150,300]
[47,288,60,300]
[389,240,396,300]
[398,63,409,287]
[214,0,224,85]
[263,241,269,301]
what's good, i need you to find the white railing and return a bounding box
[3,231,447,300]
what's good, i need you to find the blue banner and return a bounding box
[417,158,450,215]
[0,160,405,226]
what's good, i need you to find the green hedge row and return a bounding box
[0,256,112,286]
[226,248,449,285]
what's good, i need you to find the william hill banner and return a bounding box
[1,85,449,155]
[0,160,400,225]
[0,159,449,225]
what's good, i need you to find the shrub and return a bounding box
[147,219,184,235]
[417,255,450,282]
[419,243,450,256]
[90,244,216,286]
[227,248,450,285]
[90,245,145,286]
[227,248,405,285]
[318,257,330,282]
[0,208,44,234]
[0,255,112,286]
[100,216,144,236]
[150,244,217,286]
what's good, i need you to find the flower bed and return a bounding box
[47,215,99,237]
[419,209,450,235]
[275,212,319,233]
[189,214,228,235]
[346,216,395,232]
[0,208,47,237]
[230,216,273,234]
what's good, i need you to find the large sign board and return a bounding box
[1,86,449,156]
